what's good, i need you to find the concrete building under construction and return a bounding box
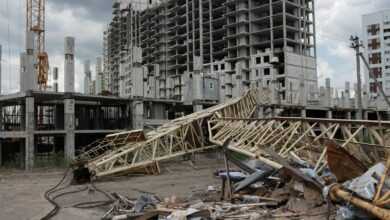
[104,0,317,108]
[1,1,389,171]
[0,34,133,170]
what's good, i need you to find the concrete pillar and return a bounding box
[0,142,2,166]
[152,103,166,119]
[84,60,91,95]
[325,78,331,107]
[132,101,144,129]
[363,111,368,121]
[20,31,38,92]
[193,104,203,112]
[20,141,25,169]
[327,110,332,119]
[64,37,75,93]
[341,91,345,108]
[64,97,75,161]
[0,104,3,131]
[271,107,276,117]
[0,102,4,165]
[25,95,35,170]
[345,81,351,108]
[301,109,307,118]
[362,84,368,109]
[193,56,203,100]
[299,74,307,106]
[0,44,2,94]
[258,106,264,118]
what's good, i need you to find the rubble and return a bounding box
[53,93,390,219]
[97,139,389,220]
[326,140,367,182]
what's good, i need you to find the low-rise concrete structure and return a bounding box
[0,91,131,169]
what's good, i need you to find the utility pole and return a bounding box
[350,36,363,120]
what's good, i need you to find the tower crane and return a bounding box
[26,0,49,90]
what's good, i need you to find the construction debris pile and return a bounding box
[96,139,389,220]
[64,90,390,220]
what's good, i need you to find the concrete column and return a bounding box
[0,142,2,166]
[64,97,75,161]
[193,104,203,112]
[132,101,144,129]
[325,78,331,107]
[64,37,75,93]
[0,103,3,131]
[258,106,264,118]
[152,103,166,119]
[345,81,351,108]
[346,111,352,120]
[301,109,307,118]
[0,44,2,94]
[25,96,35,170]
[271,107,276,117]
[299,75,307,106]
[20,141,25,169]
[363,111,368,121]
[327,110,332,119]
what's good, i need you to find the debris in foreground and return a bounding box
[100,140,390,220]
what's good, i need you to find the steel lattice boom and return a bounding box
[79,89,267,177]
[77,88,390,179]
[208,117,390,173]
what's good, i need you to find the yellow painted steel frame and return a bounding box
[85,89,264,177]
[208,117,390,173]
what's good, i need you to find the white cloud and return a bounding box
[317,58,335,83]
[0,0,389,95]
[0,0,109,94]
[315,0,389,88]
[328,43,355,61]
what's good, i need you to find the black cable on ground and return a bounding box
[41,168,71,220]
[51,186,89,200]
[72,180,114,209]
[40,168,114,220]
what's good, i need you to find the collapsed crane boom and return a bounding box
[75,88,390,180]
[75,89,270,178]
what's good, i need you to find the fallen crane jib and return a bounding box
[88,132,209,169]
[92,145,217,177]
[217,117,390,127]
[78,89,260,178]
[209,122,390,149]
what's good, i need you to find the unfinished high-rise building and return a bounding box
[104,0,317,107]
[362,10,390,98]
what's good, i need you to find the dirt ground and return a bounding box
[0,152,224,220]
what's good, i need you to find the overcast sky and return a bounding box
[0,0,389,94]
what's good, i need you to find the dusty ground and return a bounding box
[0,152,224,220]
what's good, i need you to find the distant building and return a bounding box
[96,57,104,95]
[84,60,92,95]
[362,10,390,98]
[104,0,317,108]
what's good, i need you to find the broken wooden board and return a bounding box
[326,140,367,182]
